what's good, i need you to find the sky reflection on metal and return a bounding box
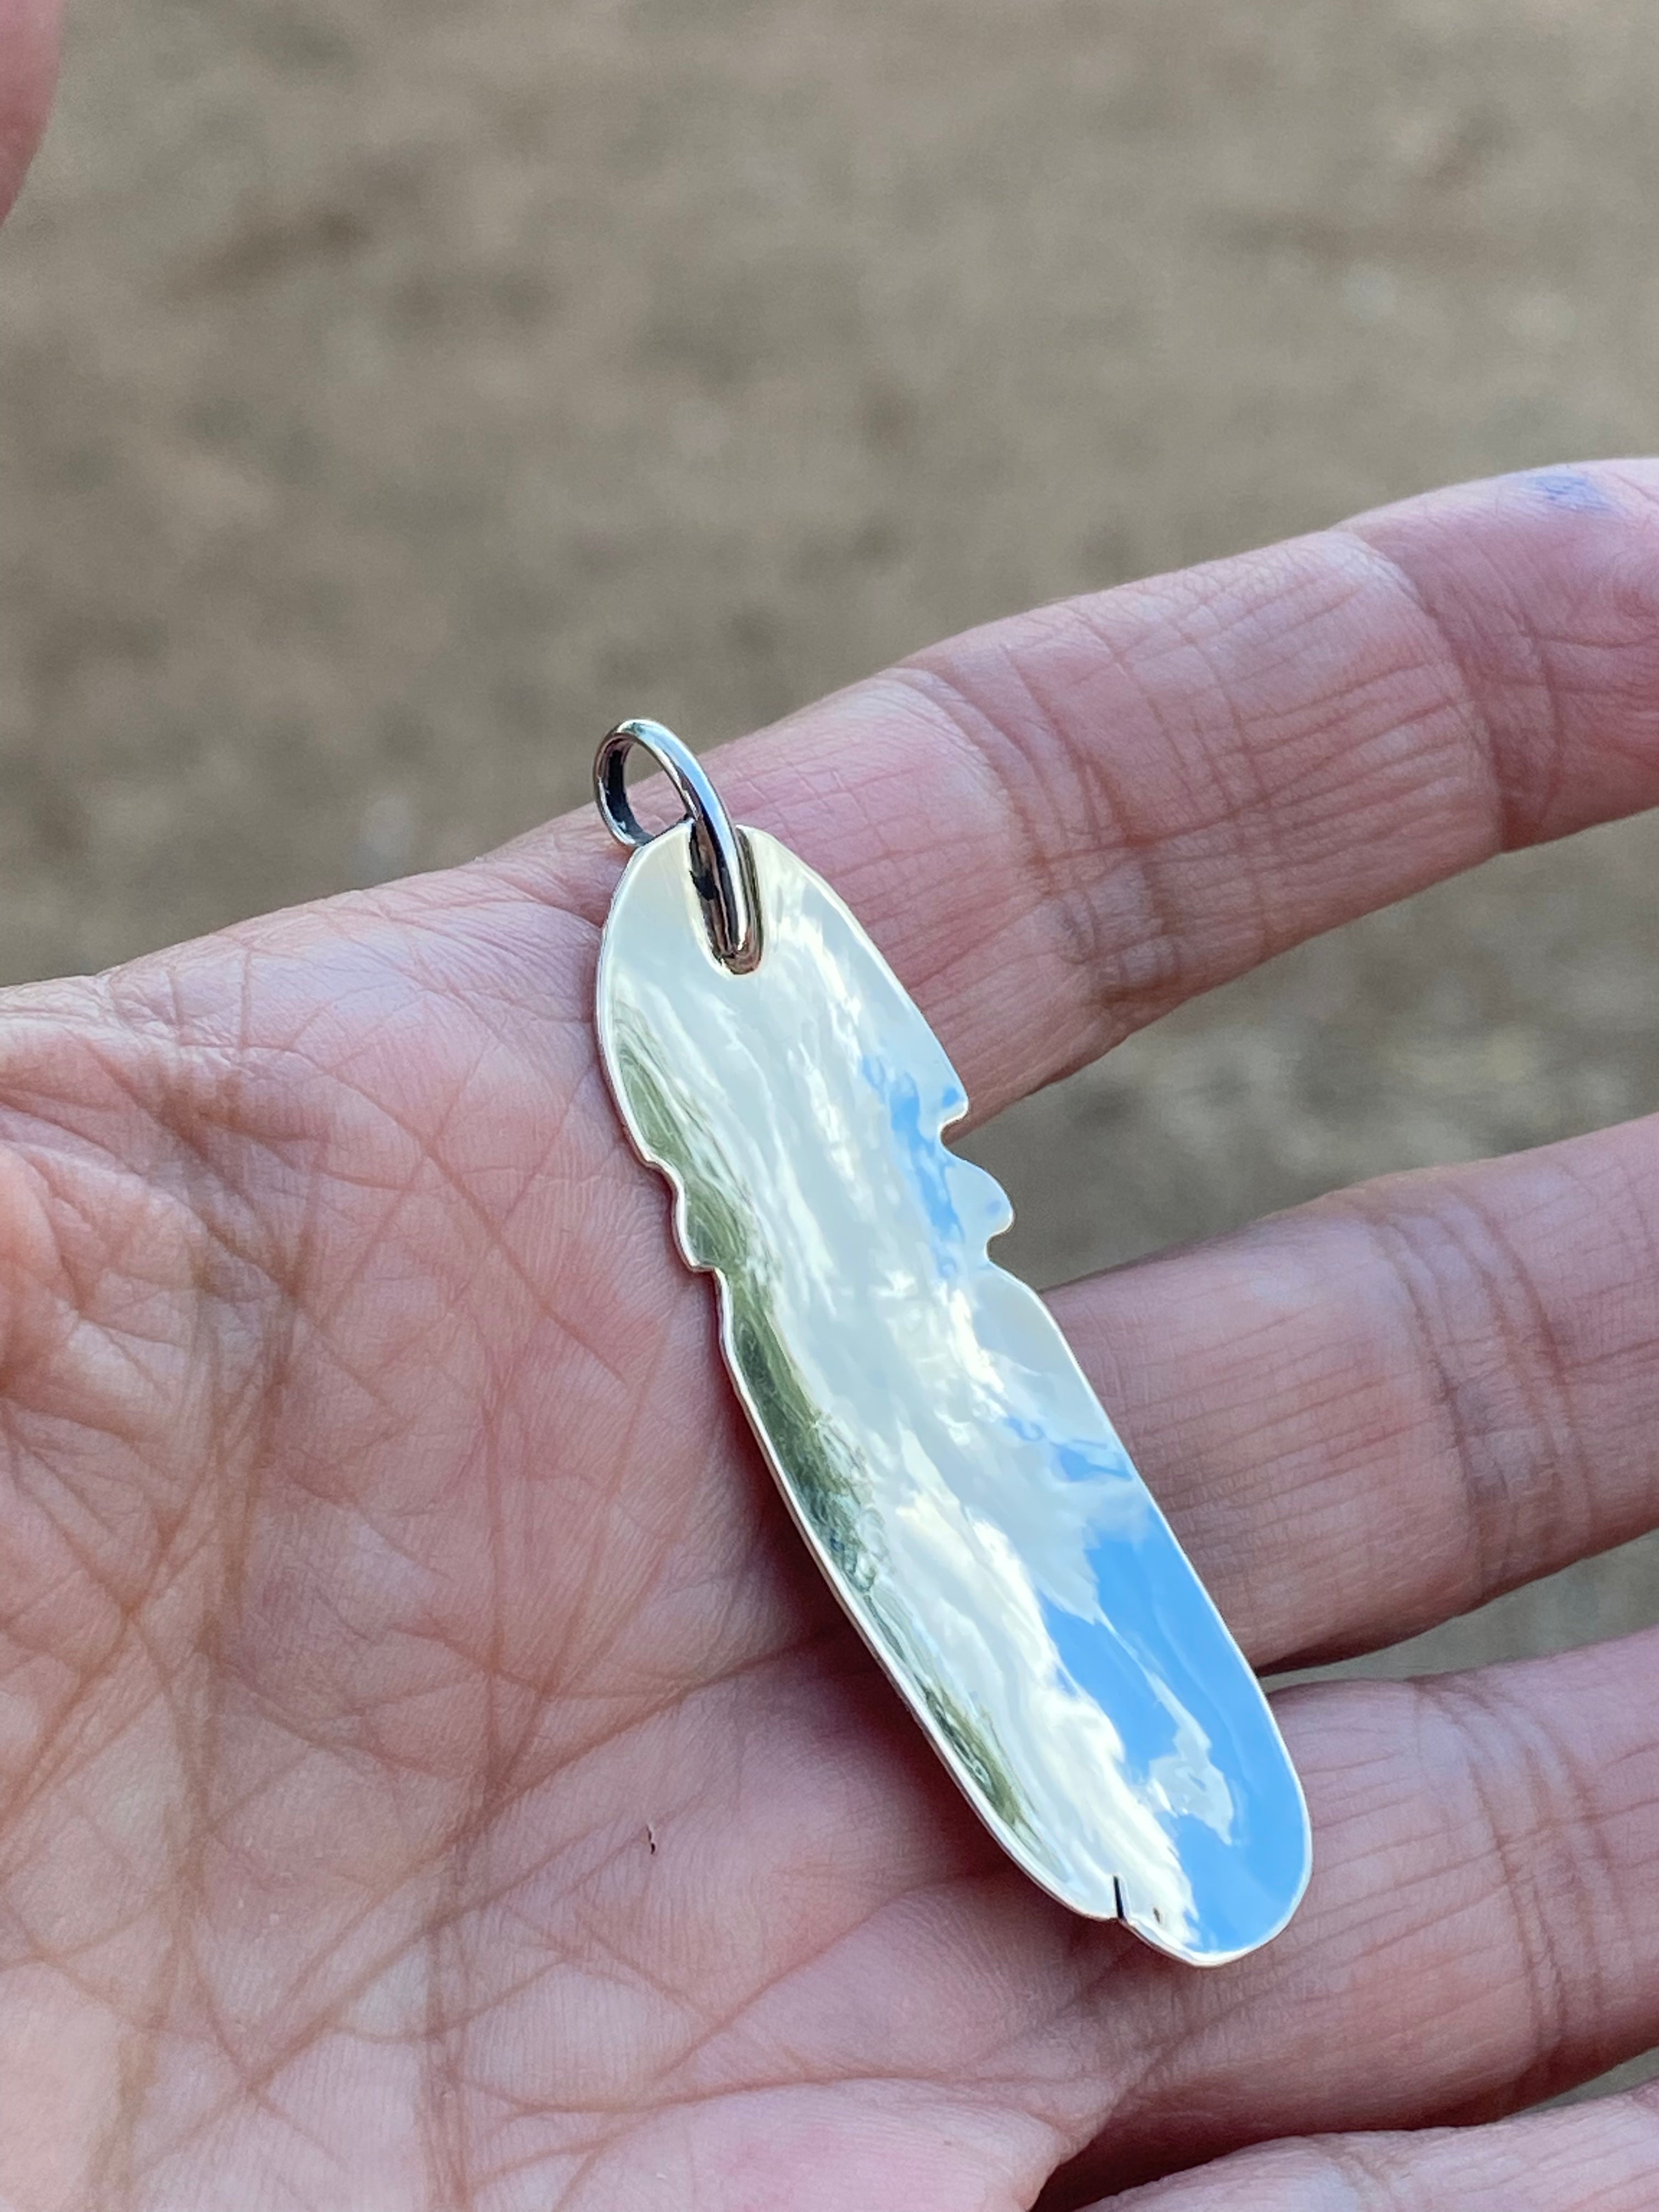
[596,823,1311,1965]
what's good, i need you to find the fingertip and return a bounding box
[1348,455,1659,531]
[1345,456,1659,846]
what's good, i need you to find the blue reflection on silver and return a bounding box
[596,824,1311,1965]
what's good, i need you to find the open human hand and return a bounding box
[2,448,1658,2208]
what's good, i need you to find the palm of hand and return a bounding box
[5,473,1659,2211]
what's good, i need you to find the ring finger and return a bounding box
[1048,1626,1659,2200]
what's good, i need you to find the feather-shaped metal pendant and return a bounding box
[592,721,1311,1966]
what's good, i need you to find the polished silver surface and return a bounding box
[594,719,761,973]
[595,805,1311,1966]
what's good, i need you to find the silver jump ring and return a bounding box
[593,720,762,974]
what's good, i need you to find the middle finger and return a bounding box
[1052,1108,1659,1670]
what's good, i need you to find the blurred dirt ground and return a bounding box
[4,0,1658,1751]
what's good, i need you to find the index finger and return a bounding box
[534,460,1659,1126]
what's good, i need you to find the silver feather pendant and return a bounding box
[592,720,1311,1966]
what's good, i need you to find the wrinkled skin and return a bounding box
[5,43,1659,2212]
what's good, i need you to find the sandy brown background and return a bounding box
[3,0,1658,2070]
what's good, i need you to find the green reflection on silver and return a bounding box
[597,825,1311,1965]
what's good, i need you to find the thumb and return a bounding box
[1,0,61,219]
